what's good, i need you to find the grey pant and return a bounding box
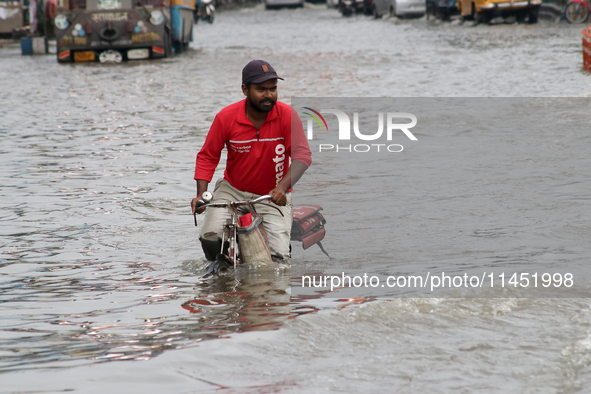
[199,179,292,260]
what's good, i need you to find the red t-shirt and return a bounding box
[194,99,312,196]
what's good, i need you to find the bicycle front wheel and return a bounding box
[565,1,589,23]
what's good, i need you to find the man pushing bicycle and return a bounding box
[190,60,312,261]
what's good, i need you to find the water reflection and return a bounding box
[0,262,321,373]
[183,268,318,333]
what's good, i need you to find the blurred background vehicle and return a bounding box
[53,0,194,63]
[563,0,590,23]
[459,0,541,23]
[0,0,25,37]
[375,0,425,17]
[426,0,460,20]
[339,0,360,15]
[265,0,304,10]
[339,0,373,16]
[373,0,426,17]
[194,0,215,23]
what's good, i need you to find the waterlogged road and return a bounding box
[2,5,591,393]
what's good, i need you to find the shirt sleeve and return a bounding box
[194,115,226,182]
[290,107,312,167]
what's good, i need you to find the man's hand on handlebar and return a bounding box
[269,186,287,206]
[191,195,207,215]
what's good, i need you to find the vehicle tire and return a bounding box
[471,2,479,25]
[528,6,539,23]
[206,10,215,23]
[433,3,441,19]
[433,4,440,19]
[341,4,353,15]
[516,9,526,22]
[163,29,172,58]
[56,46,66,63]
[480,10,491,23]
[373,4,381,18]
[459,1,468,23]
[204,255,233,277]
[564,1,589,23]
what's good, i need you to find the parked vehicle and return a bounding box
[194,0,215,23]
[393,0,426,16]
[372,0,425,17]
[458,0,541,23]
[0,0,24,37]
[426,0,460,20]
[339,0,358,15]
[339,0,369,15]
[363,0,376,14]
[564,0,590,23]
[265,0,304,10]
[53,0,194,63]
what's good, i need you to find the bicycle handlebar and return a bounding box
[193,195,283,227]
[201,194,273,208]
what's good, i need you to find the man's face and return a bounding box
[243,79,278,113]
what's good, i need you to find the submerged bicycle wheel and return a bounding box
[565,2,589,23]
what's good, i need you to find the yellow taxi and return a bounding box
[459,0,542,23]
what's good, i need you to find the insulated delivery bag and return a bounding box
[237,213,273,264]
[291,205,330,258]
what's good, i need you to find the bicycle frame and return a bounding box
[571,0,591,11]
[197,194,283,270]
[220,208,239,268]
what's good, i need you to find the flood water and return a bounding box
[2,5,591,393]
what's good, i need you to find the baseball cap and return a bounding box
[242,60,284,84]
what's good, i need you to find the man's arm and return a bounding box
[268,108,312,206]
[191,115,226,214]
[191,179,210,214]
[268,160,308,206]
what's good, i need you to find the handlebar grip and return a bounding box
[193,192,212,227]
[250,194,273,204]
[201,191,213,203]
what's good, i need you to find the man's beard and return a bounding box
[247,93,276,113]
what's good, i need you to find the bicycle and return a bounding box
[194,191,331,276]
[564,0,590,23]
[194,192,284,276]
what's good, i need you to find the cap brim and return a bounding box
[249,74,284,84]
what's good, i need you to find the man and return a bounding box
[190,60,312,261]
